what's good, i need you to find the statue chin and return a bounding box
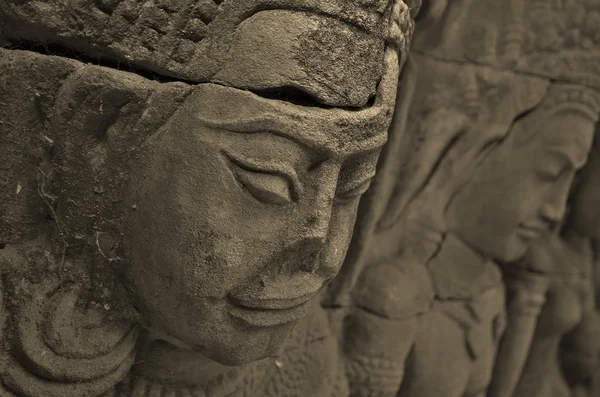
[137,315,299,373]
[144,326,197,350]
[203,322,298,367]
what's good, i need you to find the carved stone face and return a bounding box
[447,110,595,263]
[121,14,400,364]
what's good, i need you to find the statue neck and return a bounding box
[128,331,236,387]
[427,233,502,300]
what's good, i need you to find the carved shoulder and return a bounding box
[352,259,434,320]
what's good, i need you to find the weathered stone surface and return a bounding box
[0,0,403,107]
[3,0,600,396]
[331,2,600,397]
[413,0,600,90]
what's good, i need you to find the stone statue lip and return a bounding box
[228,290,318,311]
[226,297,314,328]
[226,275,322,327]
[517,223,548,240]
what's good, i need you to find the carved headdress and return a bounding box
[537,84,600,121]
[413,0,600,91]
[0,0,417,107]
[503,83,600,146]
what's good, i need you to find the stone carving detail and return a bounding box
[335,1,600,397]
[412,0,600,90]
[3,280,138,397]
[0,0,409,107]
[3,0,600,396]
[0,1,419,396]
[338,56,550,396]
[487,84,600,397]
[573,132,600,397]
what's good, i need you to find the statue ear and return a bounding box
[51,67,152,149]
[50,67,192,158]
[45,67,193,247]
[43,68,151,244]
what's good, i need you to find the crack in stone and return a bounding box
[1,39,190,84]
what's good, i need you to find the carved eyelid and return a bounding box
[536,165,561,178]
[337,171,376,199]
[536,165,567,183]
[544,150,578,171]
[223,151,302,200]
[538,158,571,178]
[539,163,562,174]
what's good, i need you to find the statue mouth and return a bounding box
[226,276,322,328]
[228,291,317,311]
[517,223,548,239]
[227,298,314,328]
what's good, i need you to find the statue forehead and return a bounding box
[175,48,400,157]
[162,86,391,158]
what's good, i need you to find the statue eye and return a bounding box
[336,179,372,202]
[225,152,297,205]
[233,166,292,205]
[536,165,564,181]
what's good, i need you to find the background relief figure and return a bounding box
[468,84,600,397]
[338,1,600,397]
[501,123,600,397]
[341,40,552,397]
[567,129,600,397]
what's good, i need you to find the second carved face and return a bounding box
[447,102,597,263]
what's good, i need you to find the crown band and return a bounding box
[539,83,600,122]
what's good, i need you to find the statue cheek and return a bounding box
[320,201,361,277]
[447,177,530,261]
[486,174,535,231]
[185,234,270,298]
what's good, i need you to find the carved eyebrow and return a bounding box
[190,83,391,157]
[222,150,303,199]
[248,86,377,111]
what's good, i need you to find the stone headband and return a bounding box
[538,84,600,123]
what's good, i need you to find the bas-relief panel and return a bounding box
[1,1,600,397]
[339,1,600,397]
[341,63,600,397]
